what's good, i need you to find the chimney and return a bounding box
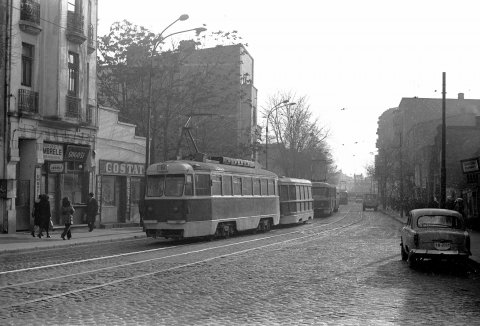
[458,93,465,99]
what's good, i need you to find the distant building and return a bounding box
[2,0,98,232]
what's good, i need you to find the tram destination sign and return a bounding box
[99,160,145,176]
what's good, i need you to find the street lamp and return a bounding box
[145,15,207,171]
[265,100,295,170]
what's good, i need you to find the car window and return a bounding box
[417,215,463,229]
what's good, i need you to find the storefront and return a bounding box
[97,160,144,225]
[40,143,92,225]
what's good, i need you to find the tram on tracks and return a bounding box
[311,181,339,216]
[339,190,348,204]
[143,156,280,240]
[278,177,314,225]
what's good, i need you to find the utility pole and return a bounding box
[440,72,446,208]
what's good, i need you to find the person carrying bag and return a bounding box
[60,197,75,240]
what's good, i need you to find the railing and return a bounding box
[18,89,39,114]
[20,0,40,25]
[67,11,84,35]
[66,95,81,119]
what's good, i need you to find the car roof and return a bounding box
[410,208,463,218]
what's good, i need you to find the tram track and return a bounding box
[0,208,364,309]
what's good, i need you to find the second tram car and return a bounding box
[278,177,314,225]
[311,181,339,216]
[339,190,348,204]
[143,157,280,240]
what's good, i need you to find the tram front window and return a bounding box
[165,175,185,196]
[147,175,165,197]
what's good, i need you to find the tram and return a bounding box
[339,190,348,204]
[278,177,314,225]
[143,156,280,240]
[311,181,339,216]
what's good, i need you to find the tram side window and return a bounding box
[253,178,261,196]
[267,179,275,196]
[280,185,288,201]
[242,177,252,196]
[260,179,267,195]
[288,185,296,200]
[212,175,222,195]
[195,174,211,196]
[222,175,233,196]
[146,175,164,197]
[233,176,242,195]
[185,175,193,196]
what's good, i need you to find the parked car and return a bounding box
[400,208,471,268]
[362,193,378,211]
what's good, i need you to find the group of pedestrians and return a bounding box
[31,193,98,240]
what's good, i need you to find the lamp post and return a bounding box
[145,15,206,171]
[265,100,295,170]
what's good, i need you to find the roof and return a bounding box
[410,208,463,218]
[278,177,312,185]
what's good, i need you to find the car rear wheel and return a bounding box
[400,242,408,261]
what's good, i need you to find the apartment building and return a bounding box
[1,0,98,233]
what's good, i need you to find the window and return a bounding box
[22,43,33,86]
[185,175,193,196]
[233,176,242,195]
[242,177,252,195]
[146,175,164,197]
[64,172,87,204]
[165,175,184,196]
[195,174,211,196]
[212,175,222,195]
[267,179,275,196]
[253,178,261,196]
[260,179,267,195]
[280,185,289,201]
[222,175,232,196]
[289,185,296,200]
[68,52,79,95]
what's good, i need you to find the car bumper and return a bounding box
[410,249,471,257]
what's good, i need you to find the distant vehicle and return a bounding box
[278,177,313,225]
[312,182,338,216]
[400,208,471,268]
[339,190,348,204]
[355,194,363,203]
[362,193,378,211]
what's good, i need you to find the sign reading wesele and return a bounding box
[99,160,145,176]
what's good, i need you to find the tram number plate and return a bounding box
[434,242,450,250]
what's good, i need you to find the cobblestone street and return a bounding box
[1,205,479,325]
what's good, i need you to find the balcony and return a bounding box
[19,0,42,35]
[66,11,86,44]
[18,89,39,115]
[66,95,81,119]
[87,24,96,54]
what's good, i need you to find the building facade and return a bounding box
[2,0,98,233]
[95,106,145,226]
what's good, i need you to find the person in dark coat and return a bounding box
[31,195,41,237]
[61,196,75,240]
[85,192,98,232]
[37,194,52,238]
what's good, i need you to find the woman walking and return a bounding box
[60,197,75,240]
[31,195,41,237]
[37,194,52,238]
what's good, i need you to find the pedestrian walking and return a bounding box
[31,195,41,237]
[85,192,98,232]
[60,197,75,240]
[37,194,52,238]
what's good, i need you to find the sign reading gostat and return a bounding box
[99,160,145,176]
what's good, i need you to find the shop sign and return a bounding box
[99,160,145,176]
[461,157,480,174]
[65,145,89,162]
[43,143,63,161]
[47,162,65,174]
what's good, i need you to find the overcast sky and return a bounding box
[98,0,480,176]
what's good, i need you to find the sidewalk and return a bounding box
[0,226,146,253]
[382,208,480,266]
